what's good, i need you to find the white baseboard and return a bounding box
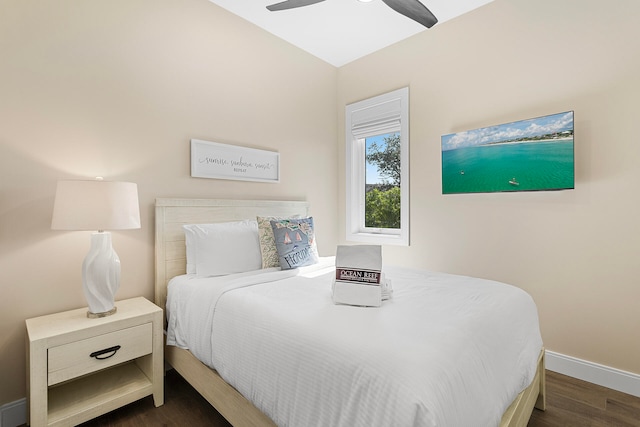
[0,398,26,427]
[546,350,640,398]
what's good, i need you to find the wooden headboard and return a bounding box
[154,198,310,311]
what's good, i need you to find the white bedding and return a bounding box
[166,257,542,427]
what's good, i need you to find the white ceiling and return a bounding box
[208,0,495,67]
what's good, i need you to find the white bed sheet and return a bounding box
[166,257,542,427]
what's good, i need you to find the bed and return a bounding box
[155,198,546,427]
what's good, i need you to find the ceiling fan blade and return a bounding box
[381,0,438,28]
[266,0,326,12]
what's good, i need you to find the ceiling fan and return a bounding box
[266,0,438,29]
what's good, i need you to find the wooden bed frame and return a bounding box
[154,198,546,427]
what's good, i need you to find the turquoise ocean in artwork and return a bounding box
[441,139,574,194]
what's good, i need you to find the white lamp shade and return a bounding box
[51,180,141,231]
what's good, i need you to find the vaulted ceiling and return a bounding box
[208,0,495,67]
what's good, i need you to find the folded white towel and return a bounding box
[335,245,382,272]
[381,278,393,300]
[332,279,382,307]
[333,245,389,307]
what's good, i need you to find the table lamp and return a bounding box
[51,179,141,318]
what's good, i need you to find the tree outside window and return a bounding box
[365,133,401,229]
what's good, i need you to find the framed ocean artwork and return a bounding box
[441,111,574,194]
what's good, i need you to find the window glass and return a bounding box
[365,132,401,229]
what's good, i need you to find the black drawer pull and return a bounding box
[90,345,121,360]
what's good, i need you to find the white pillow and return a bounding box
[183,220,262,276]
[185,230,197,274]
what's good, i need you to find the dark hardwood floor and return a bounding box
[70,369,640,426]
[528,371,640,427]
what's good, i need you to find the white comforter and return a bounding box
[166,257,542,427]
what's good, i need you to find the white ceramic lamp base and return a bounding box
[82,232,121,318]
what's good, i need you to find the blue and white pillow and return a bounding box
[270,217,319,270]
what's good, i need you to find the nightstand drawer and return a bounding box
[48,323,152,386]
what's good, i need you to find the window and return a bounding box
[345,87,409,246]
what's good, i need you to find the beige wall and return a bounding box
[0,0,337,404]
[338,0,640,375]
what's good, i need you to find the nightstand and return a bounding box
[25,297,164,427]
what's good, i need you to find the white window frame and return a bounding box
[345,87,409,246]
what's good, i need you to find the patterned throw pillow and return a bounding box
[269,217,319,270]
[257,216,288,268]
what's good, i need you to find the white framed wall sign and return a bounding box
[190,139,280,183]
